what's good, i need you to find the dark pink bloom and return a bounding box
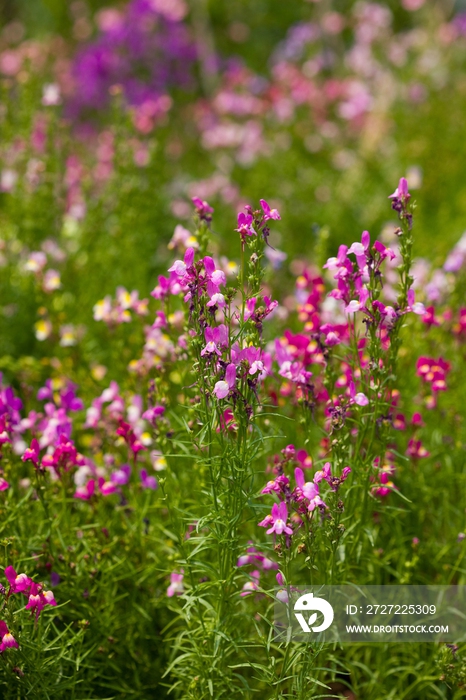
[261,474,289,495]
[0,621,18,652]
[422,306,440,327]
[25,582,56,619]
[74,479,96,500]
[22,438,40,467]
[416,357,450,392]
[375,470,396,497]
[406,439,430,459]
[235,212,255,238]
[4,566,33,594]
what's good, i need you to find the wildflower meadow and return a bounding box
[1,0,466,698]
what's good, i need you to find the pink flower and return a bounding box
[0,621,18,652]
[349,381,369,406]
[261,474,289,495]
[373,240,396,261]
[168,247,195,277]
[167,570,184,597]
[260,199,281,222]
[25,582,56,619]
[406,289,426,315]
[406,439,430,460]
[240,570,260,597]
[192,197,213,222]
[264,502,293,536]
[389,177,410,201]
[22,438,40,467]
[345,288,369,314]
[421,306,440,327]
[213,363,236,400]
[235,212,255,238]
[5,566,33,594]
[0,479,8,492]
[295,467,326,510]
[74,479,95,500]
[201,325,229,357]
[347,230,370,268]
[140,469,158,490]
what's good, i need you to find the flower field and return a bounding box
[1,0,466,697]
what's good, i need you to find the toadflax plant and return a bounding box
[144,177,424,697]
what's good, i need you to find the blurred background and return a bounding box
[1,0,466,380]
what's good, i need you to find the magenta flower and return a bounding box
[22,438,40,467]
[406,438,430,460]
[313,462,351,492]
[295,467,326,510]
[192,197,213,222]
[313,463,331,485]
[201,325,229,357]
[168,247,195,278]
[389,177,412,225]
[142,405,165,423]
[374,240,396,261]
[0,621,18,652]
[389,177,410,202]
[260,199,281,222]
[235,212,255,238]
[213,363,236,400]
[74,479,96,500]
[261,474,289,495]
[25,583,56,619]
[406,289,426,320]
[347,230,370,268]
[167,570,184,597]
[4,566,32,594]
[0,479,8,492]
[375,470,396,497]
[345,287,369,314]
[99,478,119,496]
[416,357,450,392]
[240,569,260,597]
[260,502,293,536]
[140,469,158,490]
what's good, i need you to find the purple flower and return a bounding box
[260,199,281,222]
[66,0,196,123]
[192,197,213,222]
[140,469,158,490]
[235,212,255,238]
